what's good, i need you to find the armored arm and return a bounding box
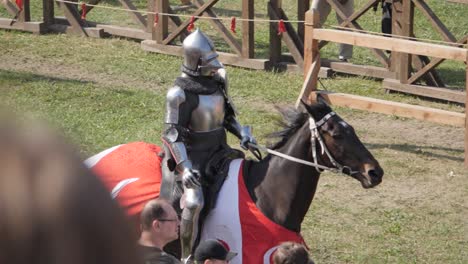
[162,86,200,188]
[224,115,256,150]
[217,70,256,149]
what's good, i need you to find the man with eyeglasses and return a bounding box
[138,199,182,264]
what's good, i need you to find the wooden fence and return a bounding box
[140,0,267,70]
[382,0,468,104]
[298,9,468,167]
[1,1,467,164]
[0,0,45,33]
[1,0,466,88]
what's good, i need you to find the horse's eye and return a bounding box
[330,131,342,139]
[332,133,343,139]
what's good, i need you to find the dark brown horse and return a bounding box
[242,100,383,233]
[88,99,383,262]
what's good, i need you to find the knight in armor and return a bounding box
[160,29,256,263]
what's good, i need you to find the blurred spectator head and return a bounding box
[0,117,139,264]
[194,239,237,264]
[272,242,313,264]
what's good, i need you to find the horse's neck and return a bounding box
[245,122,320,232]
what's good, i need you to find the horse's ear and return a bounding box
[316,94,330,107]
[299,99,313,113]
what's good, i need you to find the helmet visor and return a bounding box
[199,53,223,76]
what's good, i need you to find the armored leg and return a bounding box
[180,186,204,263]
[160,144,179,201]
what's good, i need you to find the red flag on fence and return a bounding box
[187,16,195,32]
[277,19,286,35]
[15,0,23,11]
[81,3,87,20]
[230,17,236,33]
[153,13,159,28]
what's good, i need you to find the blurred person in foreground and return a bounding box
[194,239,237,264]
[0,116,140,264]
[272,241,314,264]
[138,198,181,264]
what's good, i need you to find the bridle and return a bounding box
[248,111,359,176]
[308,112,358,175]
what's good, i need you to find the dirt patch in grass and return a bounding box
[0,54,159,91]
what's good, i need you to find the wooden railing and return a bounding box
[299,9,468,167]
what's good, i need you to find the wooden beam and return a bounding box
[2,0,19,16]
[167,5,189,41]
[390,1,402,73]
[318,0,380,51]
[383,78,465,104]
[324,0,390,67]
[298,10,323,107]
[271,63,332,76]
[313,91,465,127]
[412,0,457,43]
[399,0,413,84]
[410,54,444,87]
[80,0,101,15]
[154,0,168,42]
[303,10,319,77]
[48,23,104,37]
[313,29,468,61]
[0,18,44,33]
[162,0,219,45]
[193,0,242,56]
[465,51,468,167]
[18,0,30,22]
[56,0,86,36]
[279,8,303,56]
[96,24,151,39]
[242,0,254,58]
[339,0,379,26]
[407,35,468,84]
[268,0,282,64]
[322,59,395,79]
[446,0,468,3]
[296,53,320,108]
[297,0,309,41]
[118,0,147,29]
[43,0,55,26]
[141,40,269,70]
[268,3,304,68]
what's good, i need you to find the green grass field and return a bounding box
[1,0,467,263]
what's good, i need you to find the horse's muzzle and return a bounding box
[363,163,384,188]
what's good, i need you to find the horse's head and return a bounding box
[302,98,383,188]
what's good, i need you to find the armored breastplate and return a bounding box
[189,90,225,132]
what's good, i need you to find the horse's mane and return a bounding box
[268,103,332,150]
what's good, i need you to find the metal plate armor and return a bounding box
[189,91,225,132]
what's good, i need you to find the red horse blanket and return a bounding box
[86,142,305,264]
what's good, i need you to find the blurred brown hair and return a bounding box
[273,242,314,264]
[0,116,140,264]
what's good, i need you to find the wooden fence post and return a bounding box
[398,0,414,84]
[43,0,55,27]
[297,0,309,42]
[18,0,30,22]
[268,0,282,65]
[242,0,254,58]
[296,9,320,108]
[153,0,168,43]
[465,51,468,167]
